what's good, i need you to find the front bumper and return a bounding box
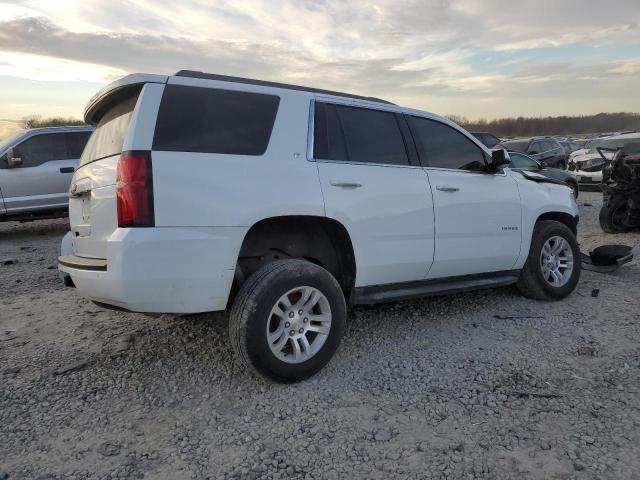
[572,170,602,185]
[58,226,247,314]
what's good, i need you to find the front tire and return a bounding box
[516,220,581,301]
[229,259,346,383]
[599,200,629,233]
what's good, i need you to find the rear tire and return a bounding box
[229,259,346,383]
[516,220,581,301]
[599,200,629,233]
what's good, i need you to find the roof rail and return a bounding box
[174,70,395,105]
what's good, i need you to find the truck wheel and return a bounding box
[516,220,581,301]
[229,259,346,383]
[599,201,629,233]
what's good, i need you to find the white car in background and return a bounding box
[569,133,640,186]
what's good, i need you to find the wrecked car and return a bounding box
[599,142,640,233]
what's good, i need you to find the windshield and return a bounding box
[0,131,26,155]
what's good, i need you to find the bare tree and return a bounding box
[22,115,86,129]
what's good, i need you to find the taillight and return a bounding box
[116,151,154,227]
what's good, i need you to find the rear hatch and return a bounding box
[69,89,141,259]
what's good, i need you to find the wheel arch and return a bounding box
[235,215,357,294]
[535,211,579,236]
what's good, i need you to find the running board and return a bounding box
[351,270,521,305]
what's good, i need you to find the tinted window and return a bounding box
[499,139,529,152]
[314,104,408,165]
[66,132,92,159]
[528,141,543,154]
[13,134,67,167]
[153,85,280,156]
[80,90,140,167]
[409,117,486,171]
[313,103,347,160]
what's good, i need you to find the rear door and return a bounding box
[69,87,147,258]
[407,116,522,278]
[0,132,73,213]
[314,101,435,287]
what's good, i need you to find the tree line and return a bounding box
[447,112,640,137]
[21,111,640,138]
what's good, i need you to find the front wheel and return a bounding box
[599,200,629,233]
[229,259,346,383]
[516,220,581,301]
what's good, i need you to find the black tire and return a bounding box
[599,200,629,233]
[566,181,579,199]
[229,259,346,383]
[516,220,581,301]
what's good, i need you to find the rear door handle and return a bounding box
[60,167,75,173]
[330,181,362,188]
[436,185,459,192]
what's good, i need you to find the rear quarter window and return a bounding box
[153,85,280,156]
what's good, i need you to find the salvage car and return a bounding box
[59,71,581,382]
[508,151,579,197]
[0,126,93,221]
[569,133,640,186]
[496,137,568,169]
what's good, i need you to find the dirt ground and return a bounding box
[1,191,639,480]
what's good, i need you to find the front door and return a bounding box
[406,115,522,279]
[0,132,77,213]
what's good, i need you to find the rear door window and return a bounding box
[314,102,409,166]
[153,85,280,156]
[13,134,67,167]
[408,116,486,171]
[80,90,140,167]
[65,132,92,159]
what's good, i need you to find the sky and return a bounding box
[0,0,639,124]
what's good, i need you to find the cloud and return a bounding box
[0,0,639,119]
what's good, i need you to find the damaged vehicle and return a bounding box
[599,142,640,233]
[569,133,640,187]
[59,71,581,382]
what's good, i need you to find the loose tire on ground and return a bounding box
[599,200,629,233]
[229,259,346,383]
[516,220,581,301]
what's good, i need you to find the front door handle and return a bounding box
[330,181,362,188]
[60,167,75,173]
[436,185,459,192]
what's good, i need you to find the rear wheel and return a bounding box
[516,220,581,301]
[229,259,346,383]
[599,200,629,233]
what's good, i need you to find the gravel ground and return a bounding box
[1,191,639,480]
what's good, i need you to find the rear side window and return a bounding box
[314,102,409,166]
[13,133,67,167]
[80,90,139,167]
[66,132,92,159]
[409,117,486,171]
[153,85,280,156]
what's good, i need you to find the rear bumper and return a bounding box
[58,226,247,314]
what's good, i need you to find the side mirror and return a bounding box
[539,160,547,169]
[5,148,22,168]
[490,149,510,171]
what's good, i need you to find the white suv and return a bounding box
[59,71,581,382]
